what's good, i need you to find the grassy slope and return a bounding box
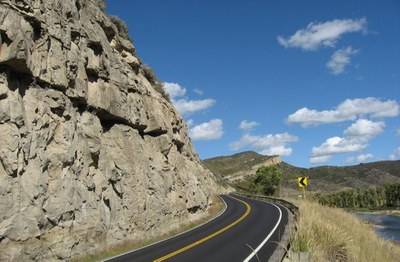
[291,199,400,262]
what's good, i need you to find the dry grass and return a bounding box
[290,199,400,261]
[74,195,225,262]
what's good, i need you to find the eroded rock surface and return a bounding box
[0,0,221,260]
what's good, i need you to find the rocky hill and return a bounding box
[203,151,281,182]
[204,151,400,192]
[0,0,223,260]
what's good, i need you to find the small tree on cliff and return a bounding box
[253,165,281,196]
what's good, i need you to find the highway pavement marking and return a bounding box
[153,195,251,262]
[243,202,282,262]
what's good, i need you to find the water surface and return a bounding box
[355,213,400,243]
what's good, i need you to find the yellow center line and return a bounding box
[153,195,251,262]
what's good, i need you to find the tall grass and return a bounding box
[291,199,400,261]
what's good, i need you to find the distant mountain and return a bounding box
[203,151,400,192]
[280,161,400,191]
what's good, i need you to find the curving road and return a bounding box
[106,194,288,262]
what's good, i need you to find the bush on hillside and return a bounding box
[251,165,282,196]
[109,15,132,42]
[141,65,170,102]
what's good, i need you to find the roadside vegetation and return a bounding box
[235,165,282,197]
[73,195,225,262]
[231,162,400,261]
[291,199,400,262]
[316,183,400,209]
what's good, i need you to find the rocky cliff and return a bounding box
[0,0,221,260]
[203,151,282,183]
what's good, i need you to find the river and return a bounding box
[355,213,400,243]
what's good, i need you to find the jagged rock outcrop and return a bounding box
[0,0,222,260]
[224,156,282,182]
[203,151,282,183]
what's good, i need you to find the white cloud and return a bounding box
[287,97,399,127]
[311,136,368,158]
[239,120,260,131]
[186,119,194,127]
[163,82,216,115]
[259,146,293,157]
[344,119,385,138]
[277,18,367,51]
[310,155,332,164]
[389,148,400,160]
[346,153,373,164]
[229,133,298,157]
[173,99,216,115]
[189,119,223,141]
[309,119,385,164]
[193,89,204,95]
[163,82,186,99]
[397,129,400,137]
[326,46,359,75]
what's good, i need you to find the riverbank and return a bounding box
[354,212,400,244]
[290,199,400,261]
[354,209,400,216]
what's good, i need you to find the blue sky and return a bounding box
[106,0,400,167]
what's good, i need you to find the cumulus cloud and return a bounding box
[311,136,369,161]
[309,119,385,164]
[344,119,385,138]
[326,46,359,75]
[229,133,298,157]
[389,148,400,160]
[346,153,373,164]
[277,18,367,51]
[310,155,332,164]
[173,99,216,115]
[163,82,186,99]
[239,120,260,131]
[287,97,399,127]
[189,119,223,141]
[163,82,215,115]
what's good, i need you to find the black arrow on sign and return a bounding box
[299,177,307,187]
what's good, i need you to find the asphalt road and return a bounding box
[106,194,288,262]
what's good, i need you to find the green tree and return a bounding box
[253,165,282,196]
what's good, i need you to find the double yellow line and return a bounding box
[153,195,251,262]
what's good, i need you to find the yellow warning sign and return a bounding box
[298,177,308,188]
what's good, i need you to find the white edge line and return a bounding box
[103,195,228,262]
[243,201,283,262]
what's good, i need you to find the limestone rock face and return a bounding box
[0,0,221,260]
[224,156,282,183]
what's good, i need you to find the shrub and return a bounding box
[141,65,170,102]
[97,0,107,11]
[141,65,157,85]
[252,165,282,196]
[109,15,132,42]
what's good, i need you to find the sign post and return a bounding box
[298,176,308,199]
